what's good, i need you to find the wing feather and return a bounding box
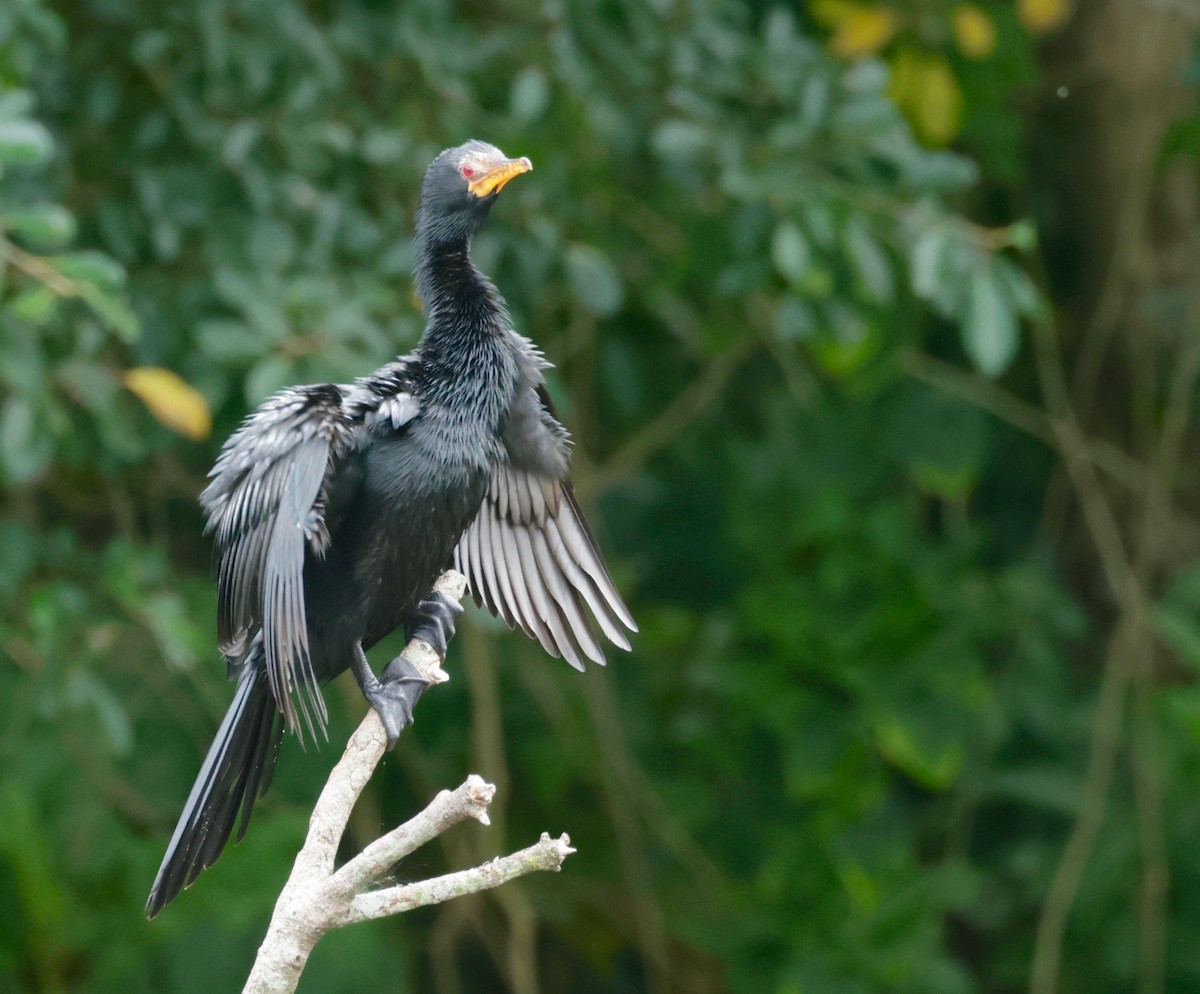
[454,373,636,666]
[514,524,579,668]
[458,466,636,664]
[556,486,638,631]
[481,501,517,629]
[498,507,558,653]
[530,526,606,665]
[200,384,356,740]
[544,519,632,651]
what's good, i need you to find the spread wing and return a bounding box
[454,382,637,670]
[200,383,358,741]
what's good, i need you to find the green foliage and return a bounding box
[3,2,1198,994]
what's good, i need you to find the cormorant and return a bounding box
[146,140,636,918]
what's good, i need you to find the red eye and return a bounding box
[461,165,476,178]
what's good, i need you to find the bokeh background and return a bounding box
[3,0,1200,991]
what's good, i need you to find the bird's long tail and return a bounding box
[146,665,284,918]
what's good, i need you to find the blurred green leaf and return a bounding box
[844,216,894,304]
[9,285,57,324]
[245,354,295,403]
[1154,604,1200,673]
[772,221,812,283]
[3,204,75,249]
[196,319,267,363]
[873,711,964,790]
[992,253,1047,319]
[510,67,550,123]
[564,243,623,317]
[54,250,126,289]
[911,226,951,303]
[964,267,1019,375]
[64,669,133,755]
[0,118,53,166]
[0,396,52,481]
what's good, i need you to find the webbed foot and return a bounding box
[350,643,430,750]
[410,589,464,660]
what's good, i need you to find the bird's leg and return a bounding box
[348,592,462,750]
[407,589,464,661]
[349,641,428,750]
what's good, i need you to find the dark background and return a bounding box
[3,1,1200,992]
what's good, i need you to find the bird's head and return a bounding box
[415,140,533,248]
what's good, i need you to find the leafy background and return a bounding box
[3,0,1200,992]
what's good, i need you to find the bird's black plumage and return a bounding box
[146,141,636,918]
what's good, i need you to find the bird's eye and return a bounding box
[461,165,477,179]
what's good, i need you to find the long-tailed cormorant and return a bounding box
[146,140,636,918]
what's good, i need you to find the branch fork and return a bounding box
[242,571,574,994]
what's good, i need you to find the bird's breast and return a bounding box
[345,422,492,641]
[306,339,521,653]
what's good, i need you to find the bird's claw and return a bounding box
[364,655,431,750]
[351,643,431,750]
[350,587,461,750]
[411,590,463,661]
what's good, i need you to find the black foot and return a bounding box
[350,643,430,750]
[409,590,464,660]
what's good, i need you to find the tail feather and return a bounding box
[146,666,283,918]
[237,694,281,845]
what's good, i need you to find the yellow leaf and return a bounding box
[952,4,997,58]
[889,49,964,146]
[123,367,212,441]
[828,6,898,59]
[1018,0,1072,33]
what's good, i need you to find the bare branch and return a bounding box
[241,570,575,994]
[326,776,495,902]
[341,833,575,926]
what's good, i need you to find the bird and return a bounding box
[146,140,637,918]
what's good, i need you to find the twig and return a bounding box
[1028,307,1200,994]
[582,674,672,994]
[903,351,1146,494]
[1028,614,1139,994]
[1027,313,1136,994]
[342,834,574,925]
[1124,319,1200,994]
[1032,319,1135,597]
[241,570,575,994]
[461,621,543,994]
[0,235,79,297]
[579,336,757,501]
[1132,677,1168,994]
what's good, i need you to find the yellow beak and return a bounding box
[467,156,533,198]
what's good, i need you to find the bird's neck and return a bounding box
[413,237,515,400]
[414,238,493,324]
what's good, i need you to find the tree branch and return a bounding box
[578,336,757,501]
[1028,305,1200,994]
[241,570,575,994]
[903,351,1147,495]
[341,833,575,926]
